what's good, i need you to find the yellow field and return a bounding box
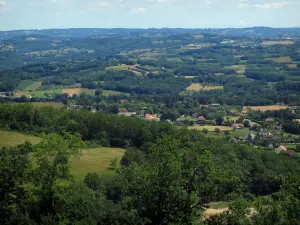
[188,125,232,131]
[70,147,125,180]
[242,105,290,113]
[227,65,246,74]
[265,56,292,63]
[0,131,41,147]
[186,83,223,91]
[62,88,95,96]
[288,64,298,69]
[105,64,135,71]
[262,40,295,46]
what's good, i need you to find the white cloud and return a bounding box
[131,7,146,13]
[238,3,249,8]
[0,1,7,12]
[98,1,109,7]
[254,1,287,9]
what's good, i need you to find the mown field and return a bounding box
[186,83,224,91]
[242,105,291,113]
[226,65,246,74]
[265,56,292,63]
[0,131,125,180]
[62,88,95,96]
[70,147,125,180]
[0,131,41,147]
[262,40,295,46]
[188,125,232,131]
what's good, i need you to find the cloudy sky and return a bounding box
[0,0,299,30]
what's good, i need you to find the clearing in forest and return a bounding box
[242,105,290,113]
[188,125,232,132]
[265,56,292,63]
[262,40,295,46]
[186,83,223,91]
[0,131,41,147]
[227,65,246,74]
[70,147,125,180]
[62,88,95,96]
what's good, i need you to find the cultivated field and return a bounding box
[105,64,135,71]
[262,40,295,46]
[0,131,41,147]
[102,90,126,96]
[288,64,298,68]
[242,105,290,113]
[30,102,64,109]
[62,88,95,96]
[70,147,125,180]
[186,83,224,91]
[227,65,246,74]
[188,125,232,131]
[265,56,292,63]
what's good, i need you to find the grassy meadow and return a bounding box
[0,131,41,147]
[186,83,224,91]
[70,147,125,180]
[262,40,295,46]
[242,105,291,113]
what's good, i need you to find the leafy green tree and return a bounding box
[108,157,118,170]
[202,128,209,134]
[32,133,83,216]
[214,128,221,135]
[84,172,102,191]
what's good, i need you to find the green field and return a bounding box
[0,131,41,147]
[70,147,125,180]
[103,90,127,96]
[227,65,246,74]
[30,102,64,109]
[16,89,62,98]
[18,80,42,91]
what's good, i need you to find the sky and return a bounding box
[0,0,299,30]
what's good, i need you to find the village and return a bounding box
[67,102,300,156]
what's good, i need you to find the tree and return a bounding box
[108,157,118,170]
[215,128,221,135]
[84,172,102,191]
[202,128,209,134]
[244,120,250,128]
[32,133,83,216]
[224,130,230,136]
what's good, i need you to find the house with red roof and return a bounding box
[145,114,160,121]
[275,145,289,154]
[197,116,206,124]
[232,123,244,129]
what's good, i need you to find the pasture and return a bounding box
[242,105,290,113]
[0,131,40,147]
[105,64,134,71]
[262,40,295,46]
[70,147,125,180]
[227,65,246,74]
[188,125,232,132]
[18,80,42,91]
[186,83,223,91]
[62,88,95,96]
[30,102,64,109]
[265,56,292,63]
[102,90,126,96]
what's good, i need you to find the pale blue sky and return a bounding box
[0,0,299,30]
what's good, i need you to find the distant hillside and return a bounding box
[1,27,300,39]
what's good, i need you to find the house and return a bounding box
[192,113,198,118]
[210,103,220,107]
[145,114,160,121]
[260,131,273,138]
[293,119,300,123]
[71,83,82,88]
[197,116,206,124]
[275,145,288,154]
[118,112,137,117]
[119,108,128,113]
[265,118,275,122]
[232,123,244,129]
[244,133,255,141]
[200,104,209,109]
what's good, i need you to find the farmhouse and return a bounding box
[232,123,244,129]
[197,116,206,124]
[265,118,275,122]
[145,114,160,121]
[275,145,288,154]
